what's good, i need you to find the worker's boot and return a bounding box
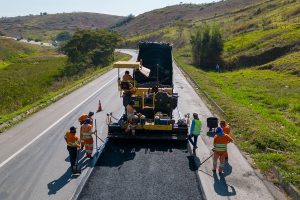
[72,166,77,174]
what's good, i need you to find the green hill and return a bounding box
[0,12,124,42]
[123,0,300,74]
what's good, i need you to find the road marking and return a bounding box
[0,75,117,168]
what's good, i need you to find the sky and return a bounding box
[0,0,215,17]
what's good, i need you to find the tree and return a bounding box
[60,29,121,76]
[190,24,223,68]
[55,31,72,42]
[110,14,135,29]
[174,20,188,39]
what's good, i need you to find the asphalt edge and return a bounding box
[70,138,109,200]
[187,143,208,200]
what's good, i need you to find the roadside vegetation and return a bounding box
[171,0,300,188]
[0,36,128,128]
[175,51,300,186]
[60,29,121,76]
[121,0,300,189]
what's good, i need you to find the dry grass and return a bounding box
[283,4,300,19]
[0,13,124,41]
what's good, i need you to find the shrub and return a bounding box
[60,29,121,76]
[190,24,223,68]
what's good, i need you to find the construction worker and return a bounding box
[80,118,94,158]
[213,127,233,174]
[220,120,231,161]
[78,111,94,148]
[126,100,135,123]
[64,126,80,174]
[78,111,94,126]
[188,113,201,150]
[220,120,231,135]
[122,70,133,81]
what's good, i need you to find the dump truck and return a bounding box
[107,42,188,140]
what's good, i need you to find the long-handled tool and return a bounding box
[199,153,214,166]
[94,131,106,144]
[73,149,82,175]
[95,119,98,150]
[93,121,115,152]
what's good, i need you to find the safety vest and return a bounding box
[192,119,201,136]
[81,124,93,139]
[214,143,227,152]
[213,134,233,152]
[65,132,80,147]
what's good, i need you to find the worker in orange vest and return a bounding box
[78,111,94,126]
[64,126,81,174]
[213,127,233,174]
[80,118,94,158]
[220,120,231,161]
[122,70,133,81]
[78,112,94,148]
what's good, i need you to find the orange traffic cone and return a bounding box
[97,100,103,112]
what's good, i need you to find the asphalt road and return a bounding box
[78,140,203,200]
[0,49,284,200]
[0,36,53,46]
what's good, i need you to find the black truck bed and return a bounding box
[78,140,204,200]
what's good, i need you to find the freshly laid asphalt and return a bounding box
[78,140,204,200]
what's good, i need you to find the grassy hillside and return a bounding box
[122,0,300,189]
[176,54,300,187]
[0,38,129,126]
[0,12,124,42]
[124,0,300,73]
[115,0,265,37]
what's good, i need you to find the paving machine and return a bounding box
[107,42,188,140]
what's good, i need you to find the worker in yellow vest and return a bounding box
[188,113,201,150]
[80,118,94,159]
[64,126,80,174]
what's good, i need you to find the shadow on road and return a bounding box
[96,139,187,168]
[223,161,232,177]
[48,151,92,195]
[47,168,75,195]
[187,155,199,171]
[213,172,236,196]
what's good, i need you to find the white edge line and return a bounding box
[0,75,117,168]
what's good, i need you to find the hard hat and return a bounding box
[216,127,224,136]
[88,111,94,116]
[85,118,91,124]
[70,126,76,132]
